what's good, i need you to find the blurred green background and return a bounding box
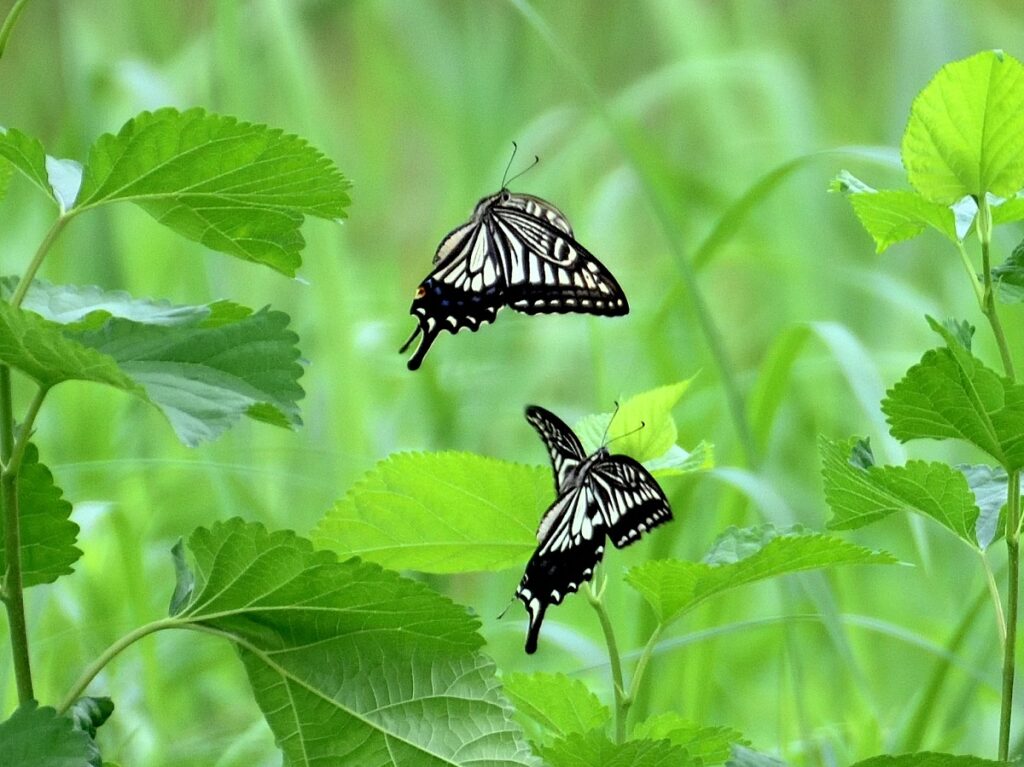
[2,1,1023,764]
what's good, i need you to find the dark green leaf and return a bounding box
[850,754,1006,767]
[0,703,98,767]
[313,451,550,573]
[503,672,610,746]
[903,51,1024,203]
[176,519,536,766]
[821,436,982,547]
[541,731,689,767]
[882,317,1024,470]
[74,108,351,276]
[0,444,80,587]
[627,526,895,627]
[66,697,114,741]
[632,713,746,766]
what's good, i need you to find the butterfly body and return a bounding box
[402,189,628,370]
[516,406,672,653]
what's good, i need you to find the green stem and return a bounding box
[0,0,31,60]
[955,240,985,310]
[10,215,71,309]
[626,624,664,706]
[57,617,180,714]
[6,385,48,476]
[978,198,1015,380]
[585,581,627,743]
[0,366,33,702]
[982,551,1008,645]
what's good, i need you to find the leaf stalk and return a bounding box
[585,580,628,743]
[10,214,71,309]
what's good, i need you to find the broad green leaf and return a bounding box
[626,526,895,627]
[74,108,351,275]
[575,379,693,463]
[821,437,981,548]
[728,745,787,767]
[313,452,549,573]
[903,51,1024,203]
[993,239,1024,303]
[632,713,746,766]
[882,317,1024,469]
[540,731,689,767]
[0,703,99,767]
[0,444,80,587]
[851,754,1006,767]
[503,673,610,746]
[0,128,54,202]
[992,195,1024,225]
[833,171,957,251]
[175,519,536,767]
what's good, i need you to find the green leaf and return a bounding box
[175,519,536,766]
[632,713,746,766]
[503,673,610,746]
[540,731,689,767]
[74,108,351,276]
[642,441,714,477]
[0,444,80,587]
[850,754,1006,767]
[0,128,55,203]
[833,171,957,251]
[626,526,895,627]
[66,697,114,742]
[167,539,194,616]
[313,451,549,573]
[575,379,694,463]
[991,194,1024,225]
[0,703,99,767]
[993,239,1024,303]
[903,51,1024,203]
[821,436,982,548]
[882,317,1024,470]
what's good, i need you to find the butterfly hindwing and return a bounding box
[589,456,673,549]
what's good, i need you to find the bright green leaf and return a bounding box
[626,526,895,627]
[821,437,981,547]
[175,519,536,766]
[850,753,1006,767]
[0,128,55,203]
[882,317,1024,469]
[0,703,99,767]
[632,713,746,766]
[0,444,80,587]
[313,452,549,573]
[540,731,689,767]
[503,673,610,746]
[903,51,1024,203]
[74,108,351,275]
[991,195,1024,225]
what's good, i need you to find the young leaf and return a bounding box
[0,703,99,767]
[0,444,81,587]
[626,526,895,627]
[313,452,548,573]
[903,51,1024,204]
[632,713,746,766]
[503,672,610,746]
[821,436,982,548]
[175,519,536,766]
[850,754,1006,767]
[540,731,690,767]
[832,171,957,251]
[74,108,352,276]
[882,317,1024,470]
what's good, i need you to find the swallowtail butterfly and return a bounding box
[400,166,628,370]
[515,405,672,653]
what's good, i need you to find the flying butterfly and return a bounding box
[514,405,672,654]
[400,147,628,370]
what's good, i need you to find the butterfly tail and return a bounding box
[523,596,548,654]
[402,320,441,370]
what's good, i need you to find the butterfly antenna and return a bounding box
[496,595,516,620]
[600,401,621,446]
[500,142,519,188]
[398,324,422,354]
[505,153,540,188]
[606,419,646,448]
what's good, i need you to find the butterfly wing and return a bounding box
[588,455,672,548]
[525,405,586,495]
[515,485,606,653]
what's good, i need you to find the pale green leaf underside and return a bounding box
[882,318,1024,470]
[74,108,351,275]
[903,50,1024,204]
[503,672,610,746]
[0,444,80,587]
[821,436,981,547]
[626,526,895,626]
[632,713,746,766]
[179,519,537,767]
[541,731,689,767]
[0,703,98,767]
[313,452,551,573]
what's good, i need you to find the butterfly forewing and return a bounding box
[525,405,585,495]
[589,458,673,548]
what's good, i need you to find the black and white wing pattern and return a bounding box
[401,190,628,370]
[514,405,672,654]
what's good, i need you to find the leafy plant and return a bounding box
[831,49,1024,759]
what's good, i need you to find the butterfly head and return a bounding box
[472,188,512,218]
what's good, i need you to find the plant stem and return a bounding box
[57,617,180,714]
[6,385,48,476]
[982,552,1008,645]
[585,581,627,743]
[626,624,664,706]
[977,198,1015,380]
[0,366,33,702]
[955,241,985,310]
[10,215,71,309]
[0,0,31,60]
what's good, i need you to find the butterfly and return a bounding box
[515,405,672,653]
[400,153,628,370]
